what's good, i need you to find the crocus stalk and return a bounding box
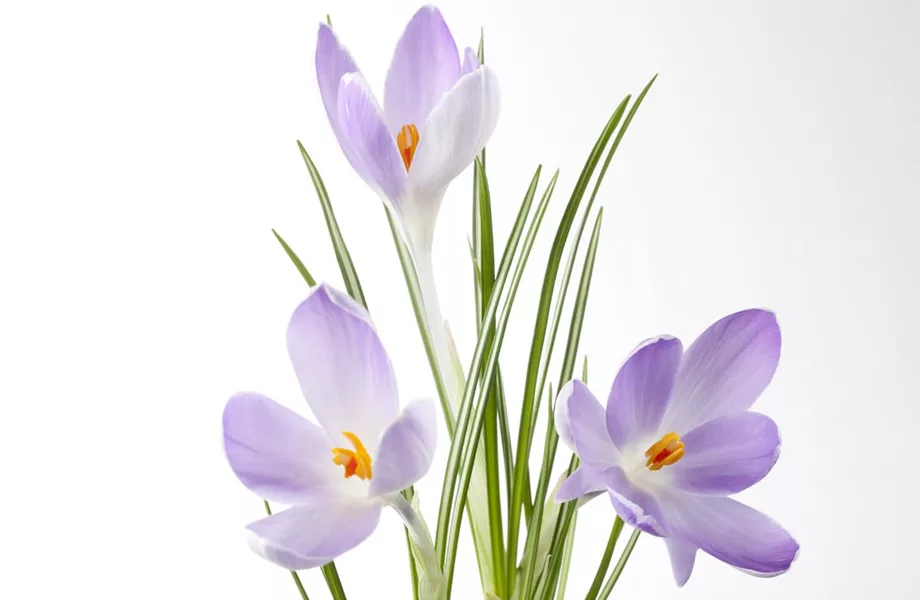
[222,284,441,595]
[314,5,500,590]
[555,309,799,586]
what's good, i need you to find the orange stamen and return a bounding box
[331,431,373,480]
[396,124,419,171]
[644,432,685,471]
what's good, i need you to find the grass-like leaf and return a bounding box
[440,171,559,597]
[272,229,316,286]
[597,530,641,599]
[296,140,367,308]
[505,96,630,592]
[520,209,605,599]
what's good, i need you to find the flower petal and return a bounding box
[337,72,407,203]
[555,380,619,469]
[602,467,669,536]
[659,493,799,576]
[245,498,381,570]
[383,5,461,136]
[369,399,437,497]
[555,464,607,502]
[287,284,399,447]
[315,25,364,168]
[408,65,500,202]
[670,412,781,495]
[665,538,698,587]
[223,392,338,505]
[664,309,782,433]
[606,336,683,450]
[460,47,481,75]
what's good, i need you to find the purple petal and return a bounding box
[337,72,407,203]
[606,336,683,450]
[383,5,461,136]
[460,47,481,75]
[555,464,607,502]
[245,498,381,570]
[660,493,799,576]
[287,284,399,448]
[602,467,669,536]
[223,392,338,505]
[664,309,782,433]
[407,65,500,202]
[555,380,619,470]
[315,25,364,170]
[369,399,437,497]
[665,538,698,587]
[670,412,781,495]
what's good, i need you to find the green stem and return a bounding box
[321,562,348,600]
[584,518,624,600]
[263,501,309,600]
[597,530,640,600]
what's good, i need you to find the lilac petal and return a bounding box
[223,393,339,505]
[664,309,782,433]
[665,538,698,587]
[408,65,500,202]
[383,5,461,136]
[337,72,407,203]
[460,47,481,75]
[606,336,683,450]
[315,25,365,172]
[369,399,437,497]
[602,467,669,536]
[670,412,781,495]
[555,380,619,469]
[287,284,399,449]
[246,498,381,570]
[660,493,799,576]
[555,464,607,502]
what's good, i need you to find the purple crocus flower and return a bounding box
[315,5,500,254]
[555,309,798,586]
[223,284,436,570]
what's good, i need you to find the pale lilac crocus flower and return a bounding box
[223,284,438,573]
[555,309,799,586]
[315,5,499,259]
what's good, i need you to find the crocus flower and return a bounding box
[222,284,437,570]
[555,309,798,586]
[315,5,500,255]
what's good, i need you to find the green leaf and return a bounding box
[472,157,506,597]
[506,97,630,593]
[439,170,558,598]
[272,229,316,286]
[597,530,641,600]
[296,141,367,308]
[520,208,605,600]
[584,518,625,600]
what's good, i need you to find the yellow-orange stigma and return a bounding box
[397,124,419,171]
[644,432,685,472]
[331,431,373,480]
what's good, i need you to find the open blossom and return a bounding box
[555,309,798,585]
[222,284,436,569]
[315,5,500,253]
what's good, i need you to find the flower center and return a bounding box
[644,432,685,471]
[331,431,373,480]
[397,124,419,171]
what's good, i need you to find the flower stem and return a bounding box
[597,529,640,600]
[388,494,443,600]
[262,501,309,600]
[584,517,624,600]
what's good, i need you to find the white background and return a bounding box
[2,0,918,598]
